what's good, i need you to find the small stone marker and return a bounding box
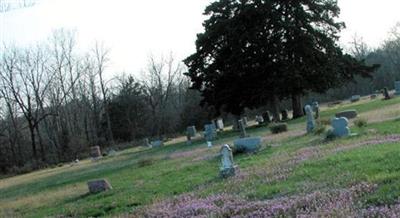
[281,110,289,121]
[90,146,102,159]
[151,140,164,148]
[216,118,224,131]
[335,110,358,120]
[395,81,400,95]
[186,126,197,144]
[255,115,264,125]
[383,87,391,100]
[370,94,377,99]
[219,144,237,178]
[87,179,112,194]
[238,119,248,138]
[305,105,315,133]
[331,117,350,137]
[233,137,262,153]
[350,95,361,102]
[262,111,272,124]
[312,101,320,119]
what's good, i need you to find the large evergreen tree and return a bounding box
[184,0,379,117]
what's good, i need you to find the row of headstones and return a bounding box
[351,81,400,102]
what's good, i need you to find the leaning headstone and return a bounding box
[305,105,315,133]
[204,124,217,141]
[151,140,164,148]
[312,101,320,119]
[87,179,112,194]
[350,95,361,102]
[331,117,350,137]
[219,144,237,178]
[186,126,197,144]
[216,119,224,131]
[395,81,400,95]
[233,137,262,153]
[335,110,358,120]
[90,146,102,159]
[281,110,289,121]
[262,111,272,124]
[238,119,248,138]
[255,115,264,125]
[383,87,391,100]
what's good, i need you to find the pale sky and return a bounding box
[1,0,400,76]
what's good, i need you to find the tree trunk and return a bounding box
[270,95,281,122]
[291,94,304,119]
[28,122,38,164]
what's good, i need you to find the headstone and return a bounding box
[238,119,248,138]
[281,110,289,121]
[331,117,350,137]
[383,87,391,100]
[216,118,224,131]
[233,137,262,153]
[370,94,377,99]
[262,111,272,124]
[350,95,361,102]
[219,144,236,178]
[335,110,358,120]
[90,146,102,159]
[87,179,112,194]
[204,124,217,141]
[312,101,320,119]
[395,81,400,95]
[151,140,164,148]
[186,126,197,144]
[305,105,315,133]
[143,138,151,147]
[255,115,264,125]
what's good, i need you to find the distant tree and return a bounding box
[184,0,379,119]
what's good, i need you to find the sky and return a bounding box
[1,0,400,76]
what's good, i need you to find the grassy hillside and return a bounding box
[1,96,400,217]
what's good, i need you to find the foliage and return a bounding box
[270,123,288,134]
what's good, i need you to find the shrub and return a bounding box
[354,118,368,128]
[317,118,331,126]
[270,123,288,134]
[325,129,336,141]
[313,125,327,135]
[138,157,155,168]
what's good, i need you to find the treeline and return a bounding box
[0,30,210,174]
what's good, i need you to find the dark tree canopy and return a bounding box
[184,0,379,116]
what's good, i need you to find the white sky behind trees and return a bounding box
[1,0,400,76]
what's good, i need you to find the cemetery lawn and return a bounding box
[2,97,400,217]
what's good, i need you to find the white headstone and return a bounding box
[219,144,236,178]
[331,117,350,137]
[305,105,315,133]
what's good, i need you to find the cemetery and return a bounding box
[2,96,400,217]
[3,0,400,217]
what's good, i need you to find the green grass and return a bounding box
[2,97,400,217]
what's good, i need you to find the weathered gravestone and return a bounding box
[383,87,391,100]
[216,119,224,131]
[238,119,248,138]
[255,115,264,125]
[312,101,320,119]
[281,110,289,121]
[87,179,112,194]
[242,117,248,127]
[262,111,272,124]
[151,140,164,148]
[395,81,400,95]
[233,137,262,153]
[335,110,358,120]
[219,144,237,178]
[331,117,350,137]
[204,124,217,145]
[186,126,197,145]
[351,95,361,102]
[305,105,315,133]
[90,146,102,159]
